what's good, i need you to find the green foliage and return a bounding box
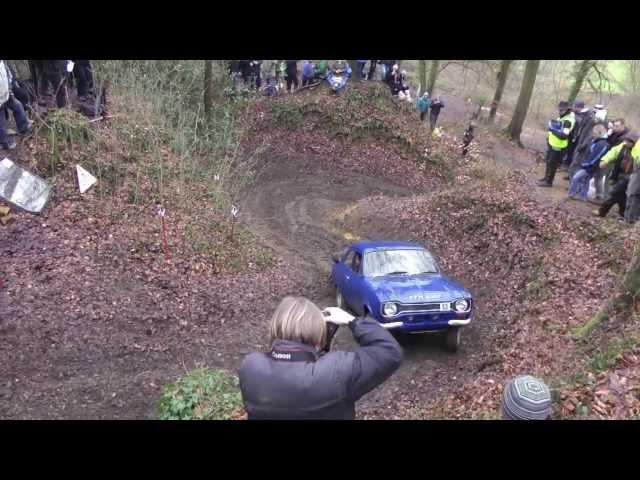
[270,102,303,128]
[157,368,243,420]
[40,109,95,176]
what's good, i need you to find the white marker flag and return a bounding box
[76,164,97,194]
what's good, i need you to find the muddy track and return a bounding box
[242,156,494,415]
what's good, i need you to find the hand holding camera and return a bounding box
[322,307,355,325]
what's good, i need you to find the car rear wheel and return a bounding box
[445,327,461,352]
[335,288,346,309]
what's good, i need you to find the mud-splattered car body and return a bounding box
[331,241,473,347]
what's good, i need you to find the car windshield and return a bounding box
[363,249,438,278]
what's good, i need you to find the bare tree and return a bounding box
[418,60,427,93]
[427,60,440,95]
[568,60,596,104]
[626,60,640,93]
[204,60,213,119]
[507,60,540,147]
[488,60,513,124]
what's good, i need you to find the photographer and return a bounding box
[239,296,403,420]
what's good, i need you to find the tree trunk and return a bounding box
[427,60,440,95]
[204,60,213,120]
[418,60,427,93]
[574,243,640,339]
[507,60,540,147]
[568,60,594,104]
[489,60,513,124]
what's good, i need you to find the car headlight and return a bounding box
[454,299,470,312]
[382,302,398,317]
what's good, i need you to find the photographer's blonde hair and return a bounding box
[269,296,326,348]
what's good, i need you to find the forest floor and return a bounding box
[0,80,637,419]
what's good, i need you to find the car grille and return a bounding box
[397,302,447,314]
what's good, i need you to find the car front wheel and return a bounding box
[445,327,461,352]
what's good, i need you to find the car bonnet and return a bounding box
[366,274,470,303]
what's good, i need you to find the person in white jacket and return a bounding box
[0,60,31,150]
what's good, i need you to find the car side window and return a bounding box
[352,252,362,274]
[344,250,355,267]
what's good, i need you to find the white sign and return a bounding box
[231,205,239,218]
[76,164,97,193]
[66,61,75,73]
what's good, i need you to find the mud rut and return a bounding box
[242,159,496,415]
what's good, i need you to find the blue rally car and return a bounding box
[331,241,474,351]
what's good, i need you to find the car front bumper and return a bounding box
[381,317,472,332]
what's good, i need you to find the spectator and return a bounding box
[367,60,377,81]
[596,134,637,219]
[388,64,401,95]
[238,297,402,420]
[563,100,588,169]
[313,60,329,80]
[285,60,298,93]
[416,88,431,123]
[326,60,352,94]
[73,60,94,100]
[567,104,607,181]
[462,123,475,157]
[606,119,631,188]
[501,375,552,420]
[384,60,396,82]
[238,60,251,86]
[624,139,640,223]
[379,60,388,82]
[38,60,69,108]
[568,124,609,201]
[356,60,367,81]
[429,97,445,131]
[262,60,277,96]
[399,70,411,100]
[5,63,35,111]
[301,60,315,87]
[250,60,262,90]
[538,100,576,187]
[0,60,31,151]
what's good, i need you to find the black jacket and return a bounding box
[239,318,402,420]
[430,100,444,115]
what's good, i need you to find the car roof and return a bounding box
[351,241,425,254]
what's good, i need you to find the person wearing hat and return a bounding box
[568,104,608,182]
[501,375,552,420]
[538,100,576,187]
[562,100,589,169]
[595,134,637,219]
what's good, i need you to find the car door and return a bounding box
[344,252,365,315]
[342,251,364,314]
[334,249,355,303]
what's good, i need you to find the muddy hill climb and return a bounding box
[1,68,639,419]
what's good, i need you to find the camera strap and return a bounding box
[269,347,317,363]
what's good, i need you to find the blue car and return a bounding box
[330,241,474,351]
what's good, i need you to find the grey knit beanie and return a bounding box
[501,375,552,420]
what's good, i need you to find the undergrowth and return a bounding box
[157,368,243,420]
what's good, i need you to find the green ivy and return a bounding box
[157,368,243,420]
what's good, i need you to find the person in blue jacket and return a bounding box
[568,124,609,201]
[326,60,352,94]
[416,86,431,123]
